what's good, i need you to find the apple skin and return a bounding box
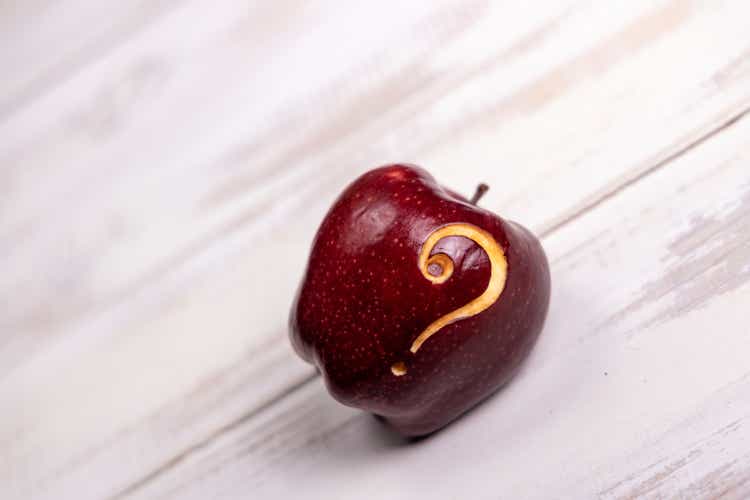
[289,164,550,437]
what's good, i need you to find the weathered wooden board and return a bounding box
[2,1,749,498]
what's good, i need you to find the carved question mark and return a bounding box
[391,223,508,376]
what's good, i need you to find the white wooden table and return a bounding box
[3,1,750,498]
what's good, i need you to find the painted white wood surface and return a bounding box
[2,1,749,499]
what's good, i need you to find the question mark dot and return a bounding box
[391,362,407,376]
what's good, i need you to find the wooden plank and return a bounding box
[0,0,185,120]
[594,376,750,499]
[109,104,750,500]
[2,0,750,498]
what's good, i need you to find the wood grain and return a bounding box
[0,0,185,121]
[2,1,750,498]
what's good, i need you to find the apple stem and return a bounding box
[470,183,489,205]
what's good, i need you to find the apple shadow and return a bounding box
[369,412,471,445]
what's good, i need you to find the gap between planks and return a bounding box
[538,104,750,239]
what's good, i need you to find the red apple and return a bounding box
[289,164,550,437]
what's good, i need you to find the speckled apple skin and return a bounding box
[289,164,550,437]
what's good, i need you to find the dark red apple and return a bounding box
[289,164,550,437]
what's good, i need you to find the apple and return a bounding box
[289,164,550,437]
